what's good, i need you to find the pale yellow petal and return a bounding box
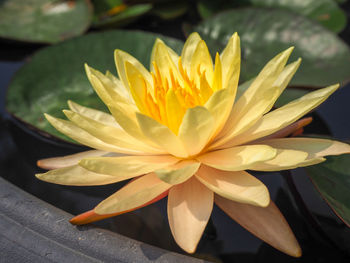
[168,176,213,253]
[36,165,124,186]
[211,53,222,91]
[181,32,202,72]
[204,89,235,139]
[178,106,214,156]
[68,100,119,127]
[136,113,188,158]
[114,49,153,93]
[190,40,213,84]
[196,166,270,207]
[95,172,171,214]
[197,145,277,171]
[215,195,302,257]
[250,149,309,171]
[216,47,294,145]
[79,155,179,177]
[105,70,133,101]
[261,137,350,158]
[155,160,200,185]
[274,58,302,96]
[63,110,164,154]
[221,84,339,147]
[37,150,108,170]
[44,114,125,152]
[220,32,241,93]
[150,38,179,70]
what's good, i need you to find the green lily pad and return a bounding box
[306,154,350,227]
[197,0,346,33]
[151,0,189,20]
[6,30,184,142]
[190,8,350,87]
[0,0,92,44]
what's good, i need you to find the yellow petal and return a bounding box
[151,38,179,70]
[178,106,214,156]
[215,195,302,257]
[197,145,277,171]
[196,166,270,207]
[217,47,294,145]
[105,70,133,101]
[79,155,179,177]
[168,176,213,253]
[274,58,302,96]
[190,40,213,84]
[44,114,124,152]
[261,137,350,158]
[136,113,188,158]
[220,32,241,93]
[63,110,163,154]
[165,88,185,134]
[68,100,119,127]
[181,32,202,72]
[37,150,108,170]
[211,53,222,91]
[155,160,200,185]
[250,149,309,171]
[36,165,123,186]
[95,172,171,214]
[222,84,339,147]
[114,49,153,94]
[204,89,235,139]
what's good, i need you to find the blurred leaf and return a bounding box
[151,0,189,20]
[306,154,350,227]
[0,0,92,44]
[197,0,347,33]
[92,4,152,28]
[6,30,184,142]
[190,8,350,87]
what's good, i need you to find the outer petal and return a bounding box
[221,84,339,147]
[37,150,108,170]
[64,110,164,154]
[216,47,294,146]
[95,173,171,214]
[196,166,270,207]
[249,149,309,171]
[197,145,277,171]
[181,32,202,72]
[68,100,119,127]
[79,155,179,177]
[44,114,128,153]
[155,160,200,185]
[261,137,350,158]
[215,195,302,257]
[168,177,213,253]
[36,165,125,186]
[136,113,188,158]
[70,190,169,225]
[178,106,214,156]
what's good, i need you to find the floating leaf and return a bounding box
[0,0,92,44]
[306,154,350,227]
[151,0,189,20]
[6,30,184,142]
[191,8,350,87]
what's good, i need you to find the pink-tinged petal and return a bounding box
[195,165,270,207]
[168,177,213,253]
[70,190,169,225]
[94,173,171,214]
[215,195,302,257]
[37,150,108,170]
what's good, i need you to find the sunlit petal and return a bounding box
[155,160,200,185]
[168,177,213,253]
[181,32,202,72]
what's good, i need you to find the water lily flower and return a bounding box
[36,32,350,257]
